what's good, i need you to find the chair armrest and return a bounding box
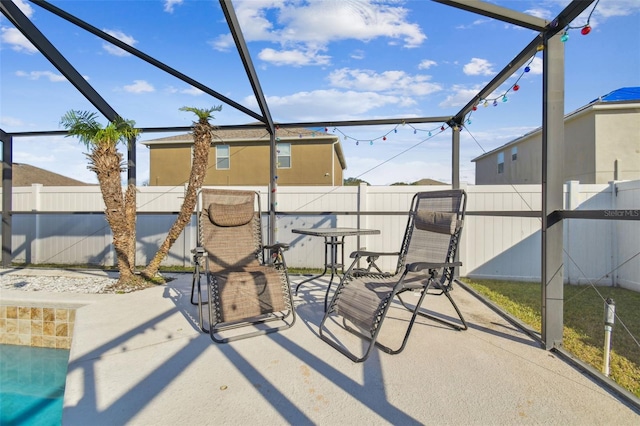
[191,247,207,256]
[349,250,400,259]
[406,261,462,272]
[264,243,290,251]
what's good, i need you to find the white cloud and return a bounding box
[14,137,99,184]
[350,50,365,60]
[525,8,553,20]
[179,86,204,96]
[463,58,495,76]
[418,59,437,70]
[216,0,426,63]
[589,0,640,19]
[208,33,234,52]
[455,18,490,30]
[0,116,27,127]
[123,80,155,93]
[523,56,542,75]
[163,0,184,13]
[258,47,331,67]
[244,89,406,122]
[1,27,37,53]
[439,85,484,109]
[13,0,34,18]
[102,29,137,56]
[535,0,640,28]
[15,70,66,82]
[328,68,442,97]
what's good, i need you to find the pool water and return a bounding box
[0,344,69,426]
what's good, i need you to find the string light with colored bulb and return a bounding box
[464,50,540,125]
[327,121,450,147]
[559,0,599,43]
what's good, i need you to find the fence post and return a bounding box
[32,184,42,264]
[459,182,469,278]
[357,183,368,255]
[566,180,579,284]
[609,181,618,287]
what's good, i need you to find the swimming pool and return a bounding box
[0,344,69,425]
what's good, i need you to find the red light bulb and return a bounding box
[581,25,591,35]
[383,136,387,141]
[513,84,520,91]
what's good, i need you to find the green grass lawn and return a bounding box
[462,278,640,398]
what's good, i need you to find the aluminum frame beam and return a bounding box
[538,1,596,350]
[541,33,565,350]
[5,115,453,138]
[433,0,547,31]
[1,130,12,267]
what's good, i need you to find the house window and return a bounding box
[216,145,230,169]
[511,147,518,161]
[497,152,504,174]
[277,143,291,168]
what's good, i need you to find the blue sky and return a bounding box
[1,0,639,185]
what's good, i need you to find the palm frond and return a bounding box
[60,110,102,148]
[179,105,223,123]
[60,110,140,148]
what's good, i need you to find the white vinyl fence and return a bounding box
[2,180,639,291]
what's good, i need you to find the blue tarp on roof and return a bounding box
[592,87,640,103]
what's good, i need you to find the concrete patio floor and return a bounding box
[3,270,639,425]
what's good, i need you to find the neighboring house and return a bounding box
[12,163,92,186]
[472,87,640,185]
[142,127,347,186]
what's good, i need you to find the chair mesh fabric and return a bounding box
[335,279,395,335]
[334,191,463,333]
[215,266,287,323]
[200,189,261,271]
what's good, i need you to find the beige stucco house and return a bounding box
[142,127,346,186]
[472,87,640,185]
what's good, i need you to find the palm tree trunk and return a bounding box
[124,183,137,271]
[88,146,137,284]
[141,120,212,280]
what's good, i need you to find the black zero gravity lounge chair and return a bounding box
[319,189,467,362]
[190,189,296,343]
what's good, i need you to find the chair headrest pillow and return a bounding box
[207,201,254,227]
[414,210,461,235]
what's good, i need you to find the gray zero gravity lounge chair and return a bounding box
[319,189,467,362]
[190,189,296,343]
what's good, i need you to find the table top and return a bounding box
[291,227,380,238]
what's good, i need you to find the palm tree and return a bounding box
[60,110,141,286]
[141,105,222,280]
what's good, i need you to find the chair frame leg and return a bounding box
[190,259,210,334]
[397,287,468,331]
